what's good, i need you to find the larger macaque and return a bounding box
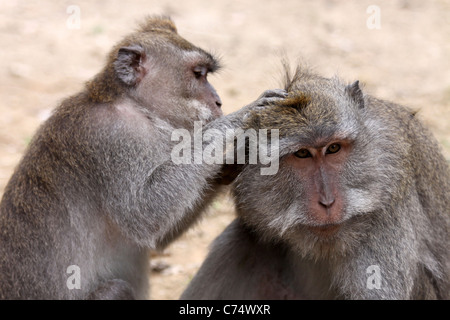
[181,66,450,300]
[0,16,285,299]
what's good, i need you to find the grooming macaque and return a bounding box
[0,16,285,299]
[181,66,450,300]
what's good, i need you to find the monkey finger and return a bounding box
[257,89,288,99]
[255,96,287,107]
[240,99,282,121]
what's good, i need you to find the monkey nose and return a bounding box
[319,197,335,208]
[216,99,222,108]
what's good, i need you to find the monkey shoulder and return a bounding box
[182,219,302,299]
[364,96,415,125]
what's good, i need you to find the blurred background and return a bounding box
[0,0,449,299]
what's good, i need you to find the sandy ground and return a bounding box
[0,0,449,299]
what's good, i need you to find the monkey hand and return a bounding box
[226,89,288,127]
[241,89,288,121]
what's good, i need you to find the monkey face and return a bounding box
[233,134,372,260]
[283,140,351,230]
[233,75,412,260]
[180,50,223,121]
[111,23,222,127]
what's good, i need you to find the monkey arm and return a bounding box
[86,90,287,250]
[96,142,223,250]
[199,89,288,134]
[202,89,288,185]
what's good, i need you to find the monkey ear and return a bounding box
[345,80,364,109]
[114,45,147,86]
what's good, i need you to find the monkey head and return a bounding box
[234,67,412,260]
[86,16,222,127]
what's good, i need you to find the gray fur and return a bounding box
[0,16,285,300]
[181,66,449,300]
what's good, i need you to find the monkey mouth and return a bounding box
[306,224,341,237]
[210,104,223,119]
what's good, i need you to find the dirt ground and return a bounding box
[0,0,449,300]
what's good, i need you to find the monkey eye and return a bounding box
[294,149,312,158]
[326,144,341,154]
[193,66,207,79]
